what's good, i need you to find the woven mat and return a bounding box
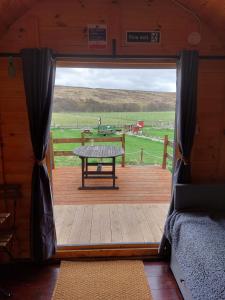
[52,260,152,300]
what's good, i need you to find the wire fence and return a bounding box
[51,120,175,130]
[53,147,173,168]
[51,128,174,171]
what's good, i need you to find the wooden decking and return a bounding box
[53,165,171,245]
[54,204,169,245]
[52,165,172,205]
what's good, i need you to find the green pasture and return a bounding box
[51,128,174,168]
[52,111,175,128]
[142,127,174,140]
[51,112,174,168]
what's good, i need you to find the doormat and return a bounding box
[52,260,152,300]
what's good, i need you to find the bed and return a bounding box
[165,184,225,300]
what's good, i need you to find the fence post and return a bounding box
[50,132,55,170]
[121,133,125,167]
[162,135,168,169]
[140,148,144,163]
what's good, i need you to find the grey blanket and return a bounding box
[165,211,225,300]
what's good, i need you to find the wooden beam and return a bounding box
[55,245,159,259]
[54,151,74,156]
[57,243,159,250]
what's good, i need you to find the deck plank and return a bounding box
[55,206,76,245]
[55,204,169,245]
[78,205,93,244]
[53,165,172,205]
[119,205,145,243]
[67,206,85,244]
[99,205,111,243]
[110,205,123,243]
[90,205,102,244]
[143,206,163,241]
[53,165,171,245]
[134,205,156,243]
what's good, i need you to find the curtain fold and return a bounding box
[159,50,199,256]
[21,48,56,262]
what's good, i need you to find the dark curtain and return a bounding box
[21,48,56,262]
[159,50,199,256]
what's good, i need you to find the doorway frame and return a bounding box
[51,57,177,259]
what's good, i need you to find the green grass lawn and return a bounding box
[51,128,173,168]
[51,112,174,169]
[52,111,175,128]
[142,127,174,140]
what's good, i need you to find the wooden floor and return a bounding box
[0,262,183,300]
[53,166,171,245]
[54,204,169,245]
[52,166,172,205]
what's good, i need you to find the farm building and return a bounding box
[0,0,225,299]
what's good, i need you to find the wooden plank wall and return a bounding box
[0,0,224,54]
[192,60,225,182]
[0,59,33,258]
[0,0,224,259]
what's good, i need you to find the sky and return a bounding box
[55,68,176,92]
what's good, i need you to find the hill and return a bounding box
[53,86,176,112]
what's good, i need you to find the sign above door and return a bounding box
[126,31,161,43]
[88,24,107,49]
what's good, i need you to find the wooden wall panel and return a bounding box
[192,61,225,183]
[0,117,3,185]
[0,0,224,259]
[0,0,224,44]
[0,16,39,52]
[0,59,33,258]
[0,0,224,54]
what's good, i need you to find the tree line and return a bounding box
[54,98,175,112]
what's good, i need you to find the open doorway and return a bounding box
[49,64,176,254]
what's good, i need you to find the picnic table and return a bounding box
[74,145,124,190]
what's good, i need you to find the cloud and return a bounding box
[55,68,176,92]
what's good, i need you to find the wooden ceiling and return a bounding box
[0,0,224,41]
[0,0,37,37]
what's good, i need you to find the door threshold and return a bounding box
[55,243,160,259]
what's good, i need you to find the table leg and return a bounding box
[79,155,119,190]
[81,158,85,188]
[112,157,116,188]
[85,157,88,178]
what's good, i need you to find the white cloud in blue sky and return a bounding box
[55,68,176,92]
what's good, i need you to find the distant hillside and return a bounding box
[53,86,176,112]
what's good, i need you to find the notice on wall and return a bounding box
[126,31,161,43]
[88,24,107,49]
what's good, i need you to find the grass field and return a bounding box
[142,127,174,140]
[52,111,175,128]
[51,112,174,168]
[51,132,174,170]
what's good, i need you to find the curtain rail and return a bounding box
[0,52,225,60]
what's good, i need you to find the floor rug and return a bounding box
[52,260,152,300]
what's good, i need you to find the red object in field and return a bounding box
[132,126,140,134]
[137,120,144,128]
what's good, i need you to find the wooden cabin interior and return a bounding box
[0,0,224,299]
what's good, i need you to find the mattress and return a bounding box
[165,211,225,300]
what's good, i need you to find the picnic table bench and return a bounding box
[74,145,124,190]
